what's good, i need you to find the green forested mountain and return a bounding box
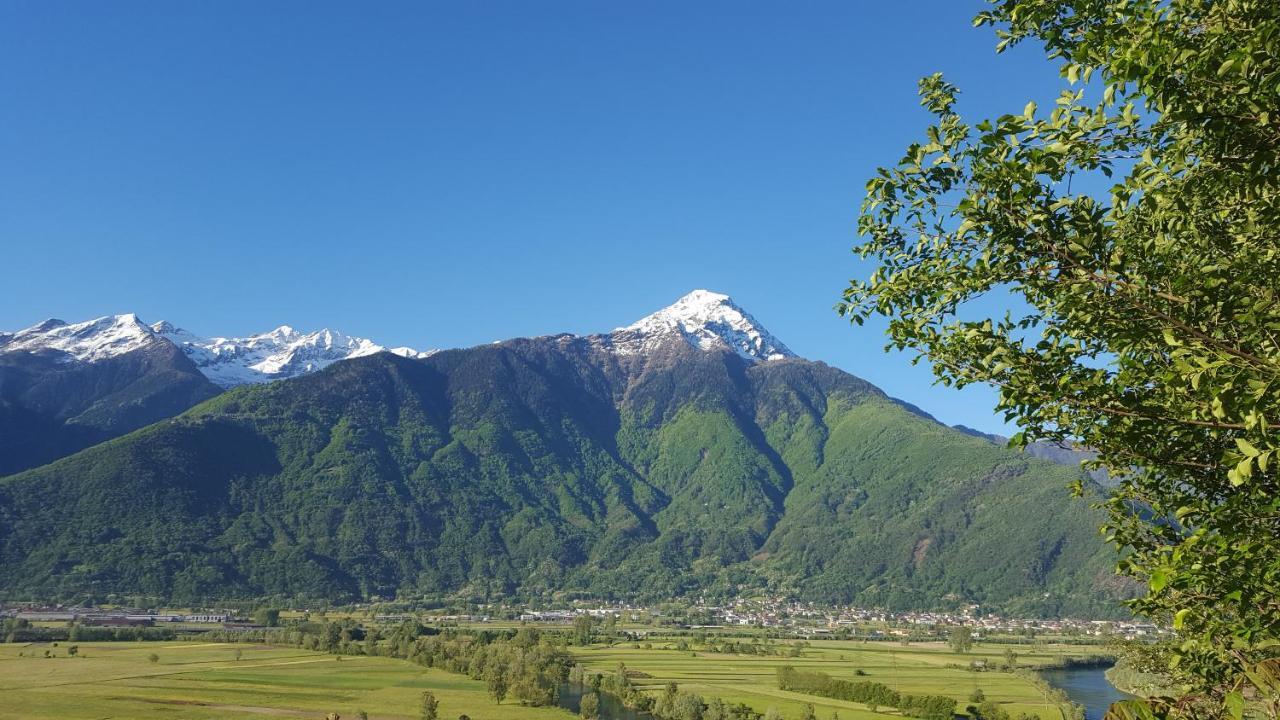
[0,295,1126,615]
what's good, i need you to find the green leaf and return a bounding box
[1224,691,1244,720]
[1172,608,1191,629]
[1149,568,1171,592]
[1235,438,1260,456]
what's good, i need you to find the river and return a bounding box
[557,683,655,720]
[1039,665,1133,720]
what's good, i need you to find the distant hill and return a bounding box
[953,425,1110,486]
[0,292,1129,615]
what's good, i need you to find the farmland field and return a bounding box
[0,636,1102,719]
[572,638,1099,720]
[0,641,569,720]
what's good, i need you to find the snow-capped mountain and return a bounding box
[605,289,794,362]
[152,322,432,388]
[0,315,432,388]
[0,314,168,362]
[0,290,784,392]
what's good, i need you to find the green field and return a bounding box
[572,639,1092,720]
[0,637,1097,719]
[0,641,571,720]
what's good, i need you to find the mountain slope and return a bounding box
[0,316,221,476]
[0,294,1126,613]
[0,315,430,475]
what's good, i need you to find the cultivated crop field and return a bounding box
[0,641,568,720]
[572,638,1099,720]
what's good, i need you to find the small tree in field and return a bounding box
[573,614,594,646]
[485,662,508,704]
[580,691,600,720]
[420,691,438,720]
[948,626,974,654]
[147,653,159,665]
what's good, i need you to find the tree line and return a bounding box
[774,665,956,720]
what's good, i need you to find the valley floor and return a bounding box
[573,639,1091,720]
[0,641,565,720]
[0,638,1098,719]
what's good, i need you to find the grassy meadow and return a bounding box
[0,635,1100,719]
[0,641,569,720]
[573,638,1096,720]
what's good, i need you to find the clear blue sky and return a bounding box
[0,1,1067,434]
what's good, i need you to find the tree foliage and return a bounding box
[949,626,974,654]
[841,0,1280,716]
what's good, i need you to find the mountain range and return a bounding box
[0,314,428,475]
[0,291,1128,615]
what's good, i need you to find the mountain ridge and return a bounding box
[0,303,1128,615]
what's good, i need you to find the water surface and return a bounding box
[557,682,655,720]
[1039,665,1133,720]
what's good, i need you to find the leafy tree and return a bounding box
[574,615,595,646]
[970,688,986,703]
[234,648,242,661]
[254,608,281,627]
[147,653,159,665]
[420,691,439,720]
[948,626,974,654]
[580,691,600,720]
[841,0,1280,715]
[673,692,706,720]
[976,700,1009,720]
[801,702,817,720]
[486,661,509,704]
[764,708,783,720]
[1002,648,1018,670]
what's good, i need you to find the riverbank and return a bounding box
[1039,665,1133,720]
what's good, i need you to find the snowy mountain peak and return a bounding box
[0,314,162,363]
[32,318,69,332]
[153,323,420,388]
[2,314,432,388]
[610,289,795,362]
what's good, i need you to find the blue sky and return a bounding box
[0,1,1069,434]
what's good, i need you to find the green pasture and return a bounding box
[0,641,571,720]
[572,638,1097,719]
[0,637,1100,719]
